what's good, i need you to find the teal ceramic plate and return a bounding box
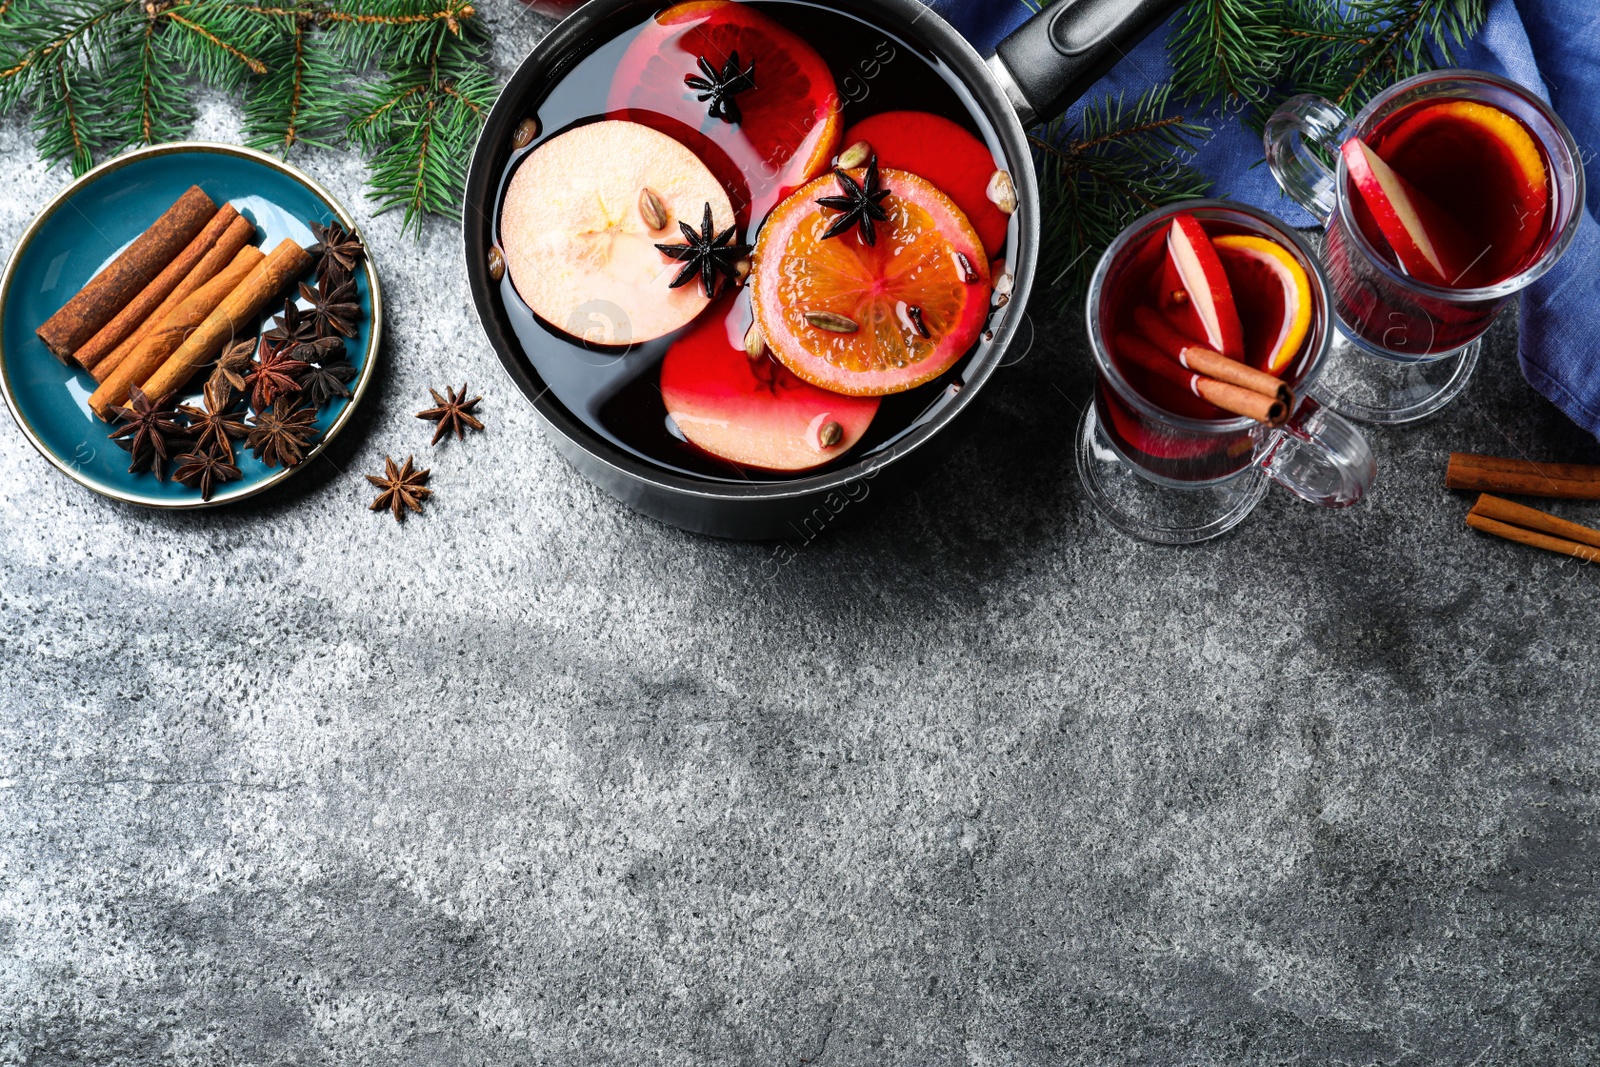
[0,142,381,508]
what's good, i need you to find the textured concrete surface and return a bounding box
[3,5,1600,1065]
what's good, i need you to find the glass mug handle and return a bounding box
[1263,95,1357,225]
[1256,395,1376,507]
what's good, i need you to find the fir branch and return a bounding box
[1282,0,1486,113]
[1032,85,1213,296]
[1168,0,1286,108]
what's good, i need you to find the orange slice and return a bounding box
[752,167,991,397]
[607,0,841,223]
[1212,234,1312,374]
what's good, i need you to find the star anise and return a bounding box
[263,298,318,349]
[297,340,357,408]
[685,52,756,124]
[366,454,431,523]
[108,385,188,481]
[415,383,484,445]
[817,153,892,246]
[308,219,364,277]
[244,345,309,412]
[173,446,242,502]
[655,202,752,299]
[209,337,257,399]
[177,378,249,461]
[299,277,359,339]
[246,399,320,469]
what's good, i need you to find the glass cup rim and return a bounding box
[1333,67,1587,301]
[1084,199,1334,434]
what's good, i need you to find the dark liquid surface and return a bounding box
[493,0,1015,482]
[1349,99,1555,287]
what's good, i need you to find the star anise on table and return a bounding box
[209,337,257,399]
[244,344,309,412]
[246,399,320,469]
[308,219,364,277]
[107,385,188,481]
[299,277,359,339]
[263,299,318,349]
[177,379,249,461]
[173,446,242,502]
[366,454,431,523]
[817,153,892,246]
[655,202,752,299]
[685,52,757,124]
[415,383,484,445]
[297,338,357,408]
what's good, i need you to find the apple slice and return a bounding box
[1341,136,1480,287]
[1166,214,1245,360]
[661,306,879,471]
[500,119,735,344]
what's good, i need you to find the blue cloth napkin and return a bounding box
[925,0,1600,438]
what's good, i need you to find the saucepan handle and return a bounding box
[989,0,1182,126]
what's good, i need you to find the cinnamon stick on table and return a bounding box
[1132,307,1295,406]
[1468,494,1600,550]
[139,238,312,405]
[91,213,257,384]
[88,245,265,420]
[1466,513,1600,564]
[73,204,242,373]
[1446,453,1600,499]
[35,185,216,362]
[1114,332,1287,426]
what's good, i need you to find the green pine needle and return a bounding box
[0,0,490,231]
[1032,85,1213,297]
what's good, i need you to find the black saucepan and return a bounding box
[464,0,1176,538]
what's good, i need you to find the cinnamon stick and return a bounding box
[1465,513,1600,564]
[91,214,257,384]
[1114,332,1287,426]
[139,238,312,404]
[88,245,265,420]
[1133,306,1294,406]
[73,204,242,373]
[1468,494,1600,550]
[1446,453,1600,499]
[36,185,216,362]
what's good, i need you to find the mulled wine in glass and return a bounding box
[1079,202,1376,544]
[1265,70,1585,424]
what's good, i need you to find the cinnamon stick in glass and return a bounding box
[1468,494,1600,550]
[73,204,242,373]
[1114,332,1287,426]
[1132,306,1294,406]
[138,238,312,404]
[1446,453,1600,499]
[91,214,258,384]
[88,245,265,420]
[36,185,217,362]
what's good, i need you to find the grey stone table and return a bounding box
[3,7,1599,1064]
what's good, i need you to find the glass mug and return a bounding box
[1076,202,1376,545]
[1264,70,1586,424]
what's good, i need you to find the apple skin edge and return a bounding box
[1166,215,1245,361]
[1341,136,1485,287]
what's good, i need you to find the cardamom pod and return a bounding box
[836,140,873,170]
[986,169,1017,214]
[487,246,505,282]
[639,187,668,232]
[804,311,859,334]
[744,321,766,359]
[819,421,843,448]
[512,117,540,151]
